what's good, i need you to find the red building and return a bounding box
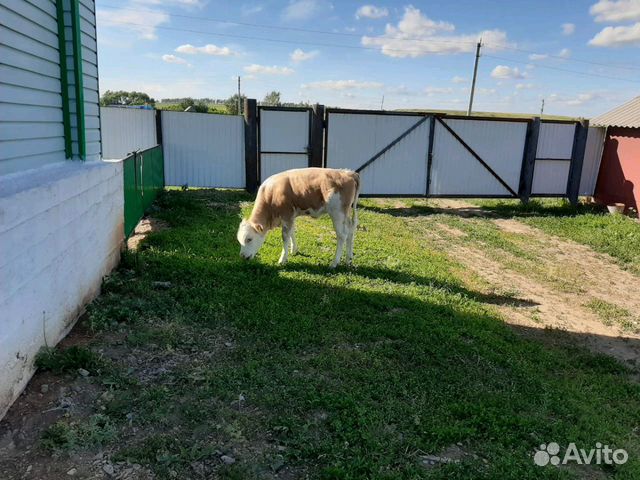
[592,96,640,218]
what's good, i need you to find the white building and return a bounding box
[0,0,123,419]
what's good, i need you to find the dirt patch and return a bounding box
[126,218,168,251]
[408,201,640,369]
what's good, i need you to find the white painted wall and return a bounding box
[0,161,124,420]
[101,107,157,159]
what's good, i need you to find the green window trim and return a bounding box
[70,0,86,160]
[55,0,72,158]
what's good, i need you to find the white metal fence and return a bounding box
[162,111,245,188]
[100,107,157,159]
[99,104,606,200]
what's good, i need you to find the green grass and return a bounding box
[585,299,638,332]
[43,190,640,479]
[35,345,104,374]
[474,199,640,274]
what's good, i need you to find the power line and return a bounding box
[483,54,640,84]
[98,3,640,71]
[102,20,640,84]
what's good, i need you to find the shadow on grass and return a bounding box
[5,189,636,479]
[360,198,607,220]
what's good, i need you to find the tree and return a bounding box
[178,98,208,113]
[262,91,281,107]
[224,94,247,115]
[100,90,155,106]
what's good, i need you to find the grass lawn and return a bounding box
[472,199,640,274]
[33,191,640,479]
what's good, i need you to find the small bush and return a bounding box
[41,415,117,452]
[35,345,103,374]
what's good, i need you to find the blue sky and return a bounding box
[96,0,640,117]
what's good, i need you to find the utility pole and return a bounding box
[380,94,385,110]
[540,98,545,117]
[466,41,482,116]
[237,76,241,115]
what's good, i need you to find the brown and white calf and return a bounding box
[237,168,361,268]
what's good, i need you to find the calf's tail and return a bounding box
[351,172,361,227]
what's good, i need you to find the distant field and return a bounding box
[156,103,229,114]
[399,108,579,121]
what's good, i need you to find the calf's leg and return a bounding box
[329,212,347,269]
[279,223,292,265]
[289,222,299,255]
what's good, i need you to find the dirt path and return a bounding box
[407,199,640,368]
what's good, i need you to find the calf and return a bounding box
[237,168,361,268]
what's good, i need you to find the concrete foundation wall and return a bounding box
[0,160,124,420]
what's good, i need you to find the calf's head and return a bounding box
[237,220,266,259]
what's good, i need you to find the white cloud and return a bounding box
[355,5,389,19]
[136,0,205,7]
[528,53,548,61]
[301,79,384,90]
[241,4,264,15]
[290,48,319,62]
[590,0,640,23]
[282,0,328,21]
[548,92,601,106]
[97,5,169,40]
[424,86,453,95]
[562,23,576,35]
[451,76,467,84]
[175,44,237,56]
[491,65,527,79]
[589,22,640,46]
[244,64,295,75]
[361,6,511,57]
[162,54,190,66]
[557,48,571,58]
[515,83,535,90]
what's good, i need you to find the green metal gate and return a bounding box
[123,145,165,237]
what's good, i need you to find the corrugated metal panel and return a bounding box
[100,107,157,159]
[579,126,606,196]
[326,113,429,195]
[592,96,640,128]
[0,1,66,176]
[261,154,308,181]
[162,111,245,188]
[260,110,309,153]
[430,119,526,195]
[537,123,575,159]
[531,160,570,195]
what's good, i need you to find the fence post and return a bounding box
[155,108,163,146]
[310,104,325,168]
[244,98,258,193]
[518,116,540,203]
[566,119,589,206]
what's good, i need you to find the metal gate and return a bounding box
[324,109,579,199]
[259,106,312,182]
[325,109,431,195]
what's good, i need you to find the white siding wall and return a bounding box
[0,0,67,175]
[101,107,157,159]
[63,0,101,160]
[0,161,123,421]
[162,111,245,188]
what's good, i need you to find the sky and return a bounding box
[96,0,640,117]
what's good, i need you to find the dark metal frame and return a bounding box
[257,106,312,183]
